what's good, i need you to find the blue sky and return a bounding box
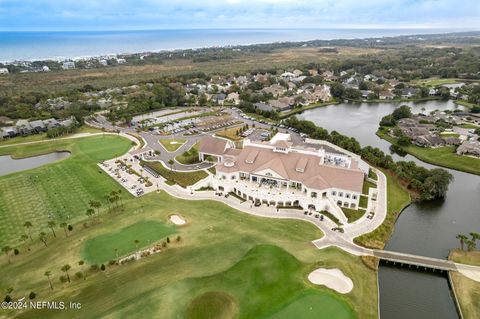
[0,0,479,31]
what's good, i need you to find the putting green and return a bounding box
[186,291,238,319]
[0,135,133,247]
[83,220,176,264]
[266,290,356,319]
[179,245,355,319]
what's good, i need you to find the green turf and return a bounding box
[362,180,376,195]
[83,220,176,264]
[341,207,366,223]
[175,142,201,165]
[142,160,208,187]
[159,138,186,152]
[0,135,132,246]
[267,290,356,319]
[186,291,238,319]
[459,123,480,129]
[0,190,377,319]
[181,245,355,319]
[358,195,368,209]
[377,129,480,176]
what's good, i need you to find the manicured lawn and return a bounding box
[0,191,377,319]
[362,180,376,195]
[83,220,176,264]
[142,160,208,187]
[342,207,366,223]
[358,195,368,209]
[412,78,460,87]
[368,169,377,181]
[216,127,243,141]
[439,132,460,138]
[176,142,201,164]
[184,245,355,319]
[186,291,237,319]
[267,290,356,319]
[0,135,133,247]
[449,250,480,319]
[159,138,186,152]
[355,169,411,249]
[459,123,480,129]
[377,129,480,176]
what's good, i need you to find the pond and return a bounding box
[299,100,479,319]
[0,152,71,176]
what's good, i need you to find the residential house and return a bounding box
[261,84,286,97]
[29,120,47,133]
[226,92,241,105]
[15,119,33,135]
[62,61,75,70]
[254,102,274,112]
[457,141,480,157]
[212,93,226,105]
[379,91,395,100]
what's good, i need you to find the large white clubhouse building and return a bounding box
[200,133,368,215]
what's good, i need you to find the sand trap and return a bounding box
[170,214,186,225]
[308,268,353,294]
[170,141,180,145]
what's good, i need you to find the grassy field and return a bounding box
[0,191,378,319]
[159,138,186,152]
[449,250,480,319]
[355,169,411,249]
[216,127,243,141]
[377,129,480,176]
[459,123,480,129]
[142,160,208,187]
[411,77,461,87]
[0,135,133,247]
[83,220,176,264]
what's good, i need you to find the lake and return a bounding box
[0,152,70,176]
[299,100,479,319]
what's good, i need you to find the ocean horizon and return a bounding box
[0,28,470,62]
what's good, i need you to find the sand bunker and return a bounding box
[308,268,353,294]
[170,214,186,225]
[170,141,180,145]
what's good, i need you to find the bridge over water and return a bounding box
[373,249,458,272]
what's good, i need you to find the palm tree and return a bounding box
[168,159,174,170]
[89,200,102,217]
[470,232,480,248]
[2,246,12,264]
[86,208,95,220]
[20,234,30,251]
[39,232,48,247]
[61,264,71,283]
[114,248,119,258]
[60,222,68,237]
[44,271,53,290]
[47,221,56,238]
[78,260,86,280]
[134,239,140,248]
[456,234,468,251]
[23,221,33,241]
[467,239,476,252]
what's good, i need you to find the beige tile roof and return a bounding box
[217,146,364,193]
[199,136,228,156]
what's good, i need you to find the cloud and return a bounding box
[0,0,478,31]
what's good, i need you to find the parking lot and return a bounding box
[99,159,156,197]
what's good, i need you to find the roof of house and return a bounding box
[217,145,364,193]
[199,136,228,156]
